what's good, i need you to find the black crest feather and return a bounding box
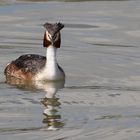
[43,22,64,35]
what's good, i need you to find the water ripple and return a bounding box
[65,85,140,92]
[0,126,43,134]
[89,43,138,48]
[65,23,98,29]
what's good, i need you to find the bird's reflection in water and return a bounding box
[36,80,65,130]
[5,76,65,130]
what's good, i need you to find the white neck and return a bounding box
[35,45,64,81]
[43,45,59,80]
[46,45,57,67]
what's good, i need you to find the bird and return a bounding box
[4,22,65,82]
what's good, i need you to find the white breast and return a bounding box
[35,46,65,81]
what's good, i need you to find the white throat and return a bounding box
[35,45,64,81]
[45,46,58,78]
[46,45,57,66]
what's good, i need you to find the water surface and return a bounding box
[0,0,140,140]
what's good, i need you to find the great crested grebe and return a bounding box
[4,22,65,82]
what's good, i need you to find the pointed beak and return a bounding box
[50,37,54,46]
[50,33,57,46]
